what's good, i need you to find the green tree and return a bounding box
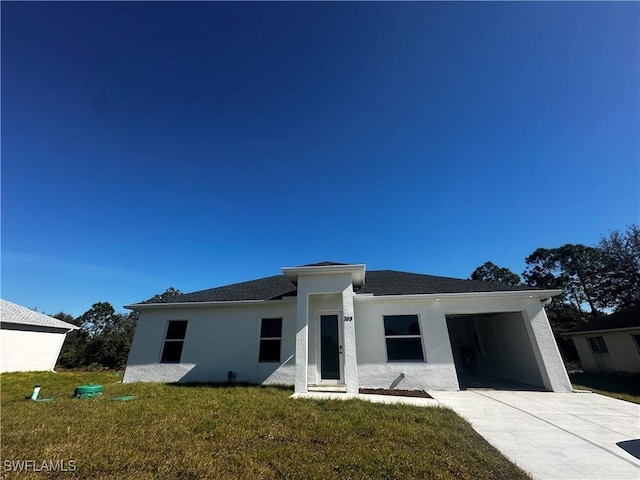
[56,303,138,370]
[523,245,606,316]
[151,287,183,302]
[523,247,572,309]
[54,312,88,369]
[557,244,606,315]
[78,302,117,337]
[56,287,186,369]
[85,310,138,369]
[470,262,521,285]
[52,312,75,325]
[522,244,608,365]
[598,225,640,311]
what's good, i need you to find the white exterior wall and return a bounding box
[123,301,297,384]
[0,325,68,372]
[353,295,572,392]
[123,283,572,392]
[572,329,640,374]
[354,297,459,391]
[523,301,573,391]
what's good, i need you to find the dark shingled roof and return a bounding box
[565,304,640,334]
[139,269,536,305]
[141,275,297,304]
[358,270,533,296]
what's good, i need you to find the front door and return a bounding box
[319,314,343,383]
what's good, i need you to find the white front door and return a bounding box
[318,312,344,384]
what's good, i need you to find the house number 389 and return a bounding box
[343,316,353,322]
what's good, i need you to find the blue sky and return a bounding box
[2,2,638,316]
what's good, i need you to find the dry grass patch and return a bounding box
[1,372,531,479]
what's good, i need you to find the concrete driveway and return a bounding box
[430,390,640,480]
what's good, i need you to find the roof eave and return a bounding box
[564,326,640,336]
[0,320,79,331]
[125,297,297,311]
[126,289,561,310]
[354,289,563,302]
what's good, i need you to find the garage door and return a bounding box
[446,312,546,390]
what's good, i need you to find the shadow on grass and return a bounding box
[166,381,293,392]
[569,372,640,397]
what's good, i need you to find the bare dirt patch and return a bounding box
[359,388,432,398]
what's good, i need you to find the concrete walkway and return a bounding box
[429,390,640,480]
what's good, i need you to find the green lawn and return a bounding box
[570,372,640,404]
[1,372,531,480]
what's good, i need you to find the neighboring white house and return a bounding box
[566,304,640,374]
[0,299,78,373]
[123,262,572,393]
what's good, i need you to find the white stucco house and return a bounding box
[0,299,78,373]
[566,304,640,374]
[123,262,572,393]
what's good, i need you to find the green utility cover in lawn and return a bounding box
[111,395,135,401]
[74,384,103,398]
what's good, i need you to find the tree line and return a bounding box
[470,225,639,363]
[470,224,638,315]
[53,287,182,370]
[54,303,138,370]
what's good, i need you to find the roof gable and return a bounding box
[0,299,79,330]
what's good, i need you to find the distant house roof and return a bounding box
[0,299,79,330]
[565,304,640,334]
[135,268,537,305]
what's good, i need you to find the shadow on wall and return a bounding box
[172,354,295,385]
[389,373,405,389]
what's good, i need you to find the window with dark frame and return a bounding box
[160,320,188,363]
[259,318,282,363]
[383,315,424,361]
[587,336,609,354]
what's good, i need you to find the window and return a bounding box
[587,336,609,354]
[384,315,424,361]
[632,333,640,351]
[259,318,282,362]
[161,320,188,363]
